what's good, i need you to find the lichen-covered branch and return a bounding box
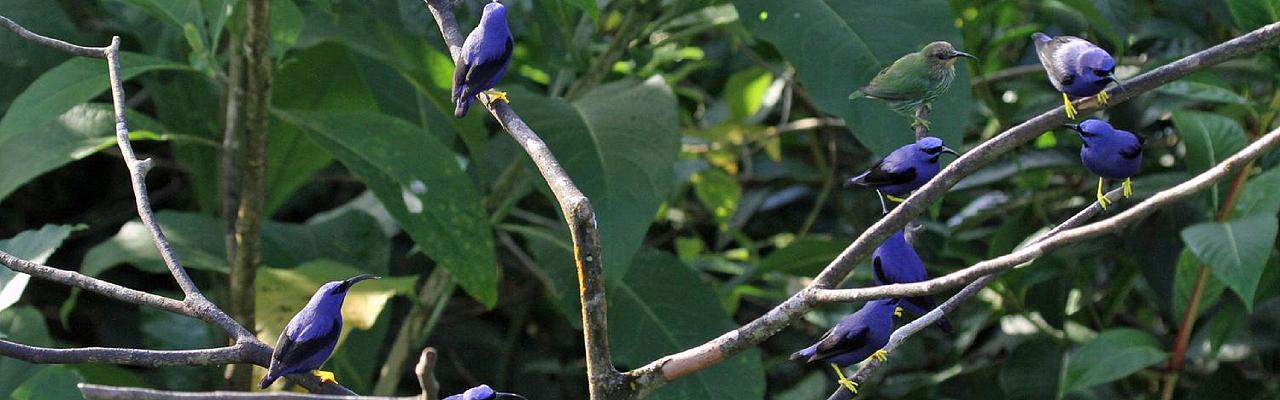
[421,1,622,398]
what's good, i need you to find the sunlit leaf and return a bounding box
[0,225,73,313]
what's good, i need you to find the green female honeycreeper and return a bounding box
[849,41,976,129]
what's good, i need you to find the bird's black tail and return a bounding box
[258,374,279,389]
[454,96,473,118]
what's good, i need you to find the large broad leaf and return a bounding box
[733,0,970,156]
[277,110,498,307]
[10,365,82,400]
[0,53,187,146]
[514,77,680,282]
[0,306,53,398]
[81,209,390,276]
[1172,249,1226,320]
[608,250,765,400]
[0,225,72,312]
[1226,0,1280,31]
[1234,165,1280,218]
[265,43,379,212]
[1155,81,1251,105]
[1173,111,1246,209]
[0,0,83,111]
[0,104,170,201]
[1180,214,1278,309]
[1000,338,1063,400]
[1060,328,1166,395]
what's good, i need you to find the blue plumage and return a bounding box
[259,274,380,389]
[847,137,958,211]
[452,0,513,118]
[791,299,898,367]
[1068,119,1143,208]
[444,384,528,400]
[1032,32,1118,119]
[872,231,953,333]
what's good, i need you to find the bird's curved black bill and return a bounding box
[1064,123,1081,131]
[951,50,978,61]
[496,393,529,400]
[340,274,381,290]
[941,146,960,156]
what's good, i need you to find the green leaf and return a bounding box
[1155,81,1251,105]
[11,365,81,400]
[0,225,73,313]
[733,0,970,156]
[278,110,498,307]
[691,169,742,225]
[1226,0,1280,31]
[723,67,773,122]
[608,249,765,400]
[0,54,188,147]
[1172,249,1226,320]
[0,104,169,201]
[1060,328,1166,395]
[1057,0,1124,53]
[1180,214,1278,309]
[0,306,53,398]
[1173,111,1246,209]
[561,0,599,20]
[0,0,83,111]
[514,77,681,282]
[266,43,379,212]
[271,0,304,56]
[1234,166,1280,217]
[1000,338,1064,400]
[756,237,846,277]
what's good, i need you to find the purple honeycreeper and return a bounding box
[872,231,953,333]
[1032,32,1119,119]
[444,384,529,400]
[258,274,380,389]
[1066,119,1143,209]
[849,41,976,130]
[791,298,900,395]
[452,0,514,118]
[846,136,959,213]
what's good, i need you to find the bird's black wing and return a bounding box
[452,59,470,103]
[872,256,891,285]
[268,318,342,376]
[1119,132,1144,160]
[463,36,514,91]
[855,160,917,187]
[809,325,869,362]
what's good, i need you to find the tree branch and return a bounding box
[0,15,354,396]
[422,1,622,399]
[227,0,273,389]
[624,21,1280,397]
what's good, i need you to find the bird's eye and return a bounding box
[1080,131,1096,138]
[935,52,947,60]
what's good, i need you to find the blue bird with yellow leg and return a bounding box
[1067,119,1143,209]
[846,136,959,213]
[453,0,513,118]
[791,298,901,395]
[258,274,380,389]
[445,384,528,400]
[1031,32,1121,120]
[872,230,953,333]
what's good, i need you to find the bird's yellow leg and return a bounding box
[1122,178,1133,198]
[312,370,337,384]
[894,307,904,318]
[1096,89,1110,105]
[1096,177,1111,209]
[885,194,906,203]
[831,363,859,394]
[867,349,889,363]
[484,89,510,103]
[1062,93,1078,120]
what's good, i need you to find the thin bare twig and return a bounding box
[421,1,623,399]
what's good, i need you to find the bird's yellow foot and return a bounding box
[885,194,906,203]
[1122,178,1133,198]
[1096,89,1110,105]
[484,89,510,103]
[894,307,904,318]
[831,363,859,394]
[312,370,337,384]
[1062,93,1078,120]
[1096,177,1111,210]
[868,349,889,363]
